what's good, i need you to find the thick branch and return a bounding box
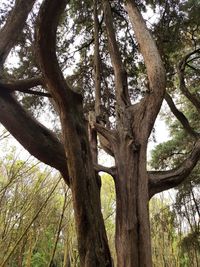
[0,77,51,97]
[36,0,73,105]
[102,0,130,107]
[149,139,200,198]
[126,1,166,136]
[0,0,36,67]
[165,92,199,138]
[99,134,114,157]
[94,122,117,145]
[0,76,43,90]
[178,48,200,114]
[94,0,102,117]
[0,89,69,184]
[94,163,116,178]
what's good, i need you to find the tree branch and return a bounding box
[0,0,36,67]
[94,163,116,178]
[102,0,130,108]
[36,0,73,104]
[94,0,102,117]
[0,76,51,97]
[0,89,69,184]
[99,134,114,157]
[94,122,117,145]
[126,0,166,136]
[178,48,200,114]
[149,139,200,198]
[164,92,199,138]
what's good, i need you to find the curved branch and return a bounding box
[94,163,116,178]
[35,0,73,104]
[0,90,69,184]
[178,48,200,114]
[149,139,200,198]
[164,92,200,138]
[126,1,166,136]
[0,0,36,67]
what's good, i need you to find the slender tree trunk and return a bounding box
[113,126,152,267]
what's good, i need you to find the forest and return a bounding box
[0,0,199,266]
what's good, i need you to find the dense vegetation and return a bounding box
[0,132,199,266]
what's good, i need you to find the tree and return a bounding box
[0,0,200,266]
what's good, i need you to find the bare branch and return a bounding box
[149,139,200,198]
[0,77,51,97]
[102,0,130,108]
[0,0,36,67]
[178,48,200,114]
[94,0,102,117]
[0,76,43,90]
[94,122,117,145]
[164,92,200,138]
[99,134,114,157]
[94,163,116,178]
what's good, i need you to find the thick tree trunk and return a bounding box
[60,107,111,267]
[114,134,152,267]
[36,1,112,265]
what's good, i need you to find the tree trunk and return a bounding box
[60,106,112,267]
[35,1,112,265]
[114,133,152,267]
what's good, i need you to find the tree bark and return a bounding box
[0,90,69,184]
[35,0,112,266]
[111,110,152,267]
[0,0,36,67]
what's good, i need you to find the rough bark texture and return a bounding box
[0,89,69,183]
[114,136,151,267]
[100,1,166,266]
[103,0,130,111]
[0,0,36,67]
[35,0,112,266]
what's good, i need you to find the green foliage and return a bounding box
[101,174,116,260]
[0,144,75,266]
